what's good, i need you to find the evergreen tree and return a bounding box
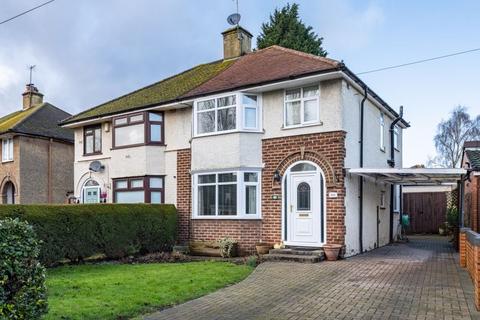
[257,3,327,56]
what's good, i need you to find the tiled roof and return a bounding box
[61,45,341,125]
[62,59,236,124]
[466,150,480,170]
[0,103,73,142]
[182,46,340,98]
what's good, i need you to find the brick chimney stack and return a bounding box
[22,84,43,110]
[222,26,252,60]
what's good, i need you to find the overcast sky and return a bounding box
[0,0,479,166]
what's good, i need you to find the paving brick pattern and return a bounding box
[144,236,480,320]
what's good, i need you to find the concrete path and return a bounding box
[144,236,480,320]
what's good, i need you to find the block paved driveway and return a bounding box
[144,236,480,320]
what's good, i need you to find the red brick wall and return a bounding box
[176,149,191,243]
[175,131,347,254]
[262,131,347,246]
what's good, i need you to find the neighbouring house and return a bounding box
[462,141,480,231]
[0,84,74,204]
[61,26,411,256]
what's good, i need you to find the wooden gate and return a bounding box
[403,192,447,234]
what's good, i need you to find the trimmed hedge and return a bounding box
[0,204,177,266]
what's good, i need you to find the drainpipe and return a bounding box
[48,138,53,203]
[358,86,367,253]
[387,106,404,167]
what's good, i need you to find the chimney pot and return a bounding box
[22,84,43,110]
[222,26,252,60]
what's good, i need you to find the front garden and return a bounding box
[45,261,252,320]
[0,204,254,320]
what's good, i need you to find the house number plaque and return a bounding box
[328,192,338,198]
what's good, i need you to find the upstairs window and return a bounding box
[284,85,319,127]
[194,93,260,136]
[379,113,385,151]
[393,126,400,150]
[84,125,102,155]
[2,138,13,162]
[113,112,164,148]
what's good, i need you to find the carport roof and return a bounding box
[348,168,466,186]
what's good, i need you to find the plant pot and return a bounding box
[322,244,342,261]
[256,243,272,255]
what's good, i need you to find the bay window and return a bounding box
[284,85,319,127]
[113,112,164,148]
[113,176,164,203]
[194,93,260,135]
[2,138,13,162]
[194,170,261,219]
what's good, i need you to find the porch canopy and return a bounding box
[348,168,466,186]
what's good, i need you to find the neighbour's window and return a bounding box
[113,112,164,148]
[393,126,399,150]
[194,93,260,135]
[284,85,319,127]
[84,124,102,155]
[194,170,261,218]
[113,176,164,203]
[1,138,13,162]
[379,113,385,151]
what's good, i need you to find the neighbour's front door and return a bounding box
[287,172,322,246]
[83,187,100,203]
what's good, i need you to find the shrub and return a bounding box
[0,218,48,319]
[218,238,238,258]
[447,206,459,228]
[0,204,177,266]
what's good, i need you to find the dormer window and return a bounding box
[194,93,260,136]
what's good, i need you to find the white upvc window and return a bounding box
[379,113,385,151]
[194,93,261,136]
[284,85,320,127]
[393,126,400,151]
[193,170,261,219]
[2,138,13,162]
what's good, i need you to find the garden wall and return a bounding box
[459,228,480,310]
[0,204,177,266]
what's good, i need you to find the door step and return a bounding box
[263,248,324,263]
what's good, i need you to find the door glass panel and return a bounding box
[297,182,311,211]
[291,163,316,172]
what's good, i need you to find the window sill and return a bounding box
[1,160,13,163]
[83,152,103,157]
[111,143,165,150]
[193,129,263,139]
[192,216,262,220]
[282,121,323,130]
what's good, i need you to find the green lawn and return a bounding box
[45,261,252,320]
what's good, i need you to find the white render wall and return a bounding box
[342,80,402,256]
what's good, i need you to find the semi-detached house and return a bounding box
[61,26,410,256]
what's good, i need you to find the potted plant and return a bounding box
[322,244,343,261]
[438,222,447,236]
[255,242,272,255]
[218,238,238,258]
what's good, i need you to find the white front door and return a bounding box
[287,172,322,246]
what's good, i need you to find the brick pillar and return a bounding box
[176,149,191,244]
[460,229,467,267]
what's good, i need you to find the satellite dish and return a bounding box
[227,13,241,26]
[89,160,104,172]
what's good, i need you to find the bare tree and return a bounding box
[430,106,480,168]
